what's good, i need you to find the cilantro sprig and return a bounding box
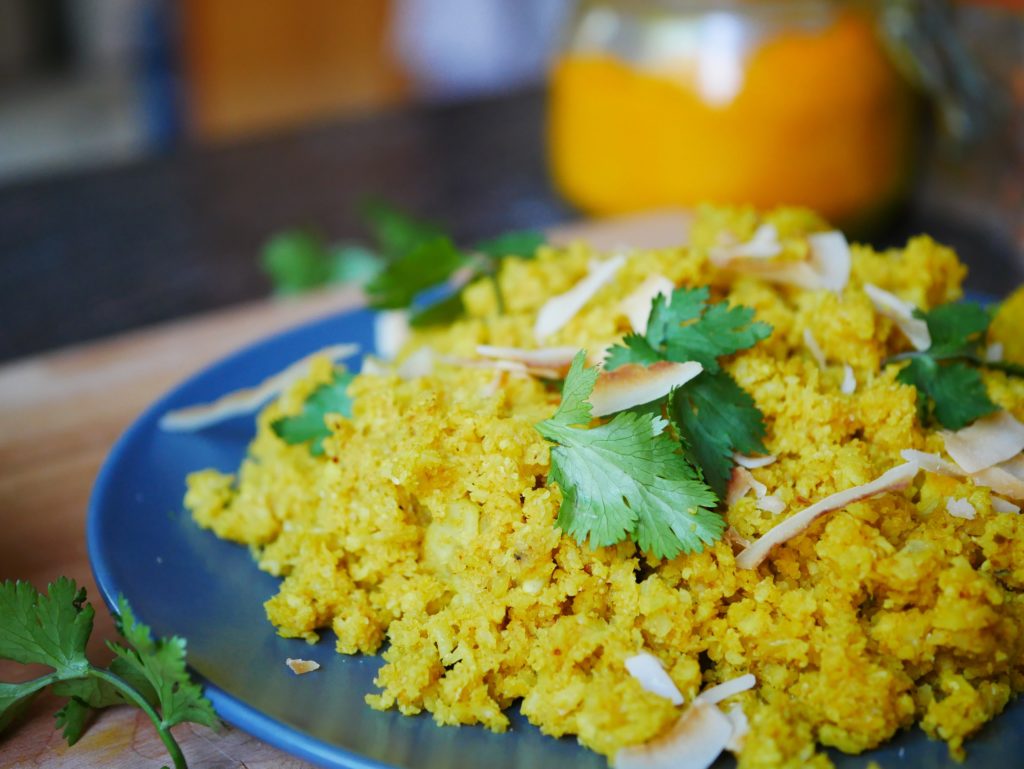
[605,287,773,496]
[537,352,722,559]
[0,578,217,769]
[260,200,545,327]
[271,369,355,455]
[888,300,1024,430]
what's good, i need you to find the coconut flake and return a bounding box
[625,653,684,705]
[807,231,852,293]
[534,254,626,340]
[615,700,734,769]
[726,467,766,506]
[620,275,676,334]
[442,355,555,380]
[733,453,777,469]
[724,703,749,752]
[476,345,578,377]
[696,674,757,705]
[946,497,977,520]
[285,658,321,675]
[841,365,857,395]
[802,329,827,369]
[986,342,1005,363]
[941,411,1024,474]
[993,497,1021,514]
[972,455,1024,501]
[374,310,410,361]
[360,355,391,376]
[588,361,703,417]
[900,449,965,478]
[757,495,787,515]
[397,346,436,379]
[709,223,782,265]
[862,283,931,351]
[724,527,752,550]
[159,343,360,432]
[736,462,919,569]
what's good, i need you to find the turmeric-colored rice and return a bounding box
[185,206,1024,767]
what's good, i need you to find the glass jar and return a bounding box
[547,0,919,229]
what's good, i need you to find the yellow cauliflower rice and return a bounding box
[184,206,1024,768]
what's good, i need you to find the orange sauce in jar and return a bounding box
[548,7,918,226]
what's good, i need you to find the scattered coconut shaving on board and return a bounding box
[285,658,321,675]
[159,343,360,432]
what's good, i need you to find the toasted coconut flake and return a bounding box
[588,361,703,417]
[841,365,857,395]
[709,223,782,265]
[696,674,756,705]
[993,497,1021,514]
[736,462,919,569]
[621,274,676,334]
[374,310,410,361]
[724,703,749,752]
[534,254,626,340]
[476,345,578,377]
[986,342,1005,363]
[900,449,965,478]
[625,653,684,705]
[941,411,1024,474]
[807,230,851,293]
[802,329,827,369]
[863,283,931,351]
[442,355,557,380]
[159,344,360,432]
[757,495,787,515]
[972,455,1024,501]
[946,497,977,520]
[733,453,776,469]
[285,658,321,675]
[724,527,752,550]
[726,467,766,506]
[615,700,734,769]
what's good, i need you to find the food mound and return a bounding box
[183,207,1024,768]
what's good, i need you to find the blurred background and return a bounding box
[0,0,1021,361]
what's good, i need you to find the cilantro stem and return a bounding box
[87,666,188,769]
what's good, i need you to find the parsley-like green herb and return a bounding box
[888,300,1024,430]
[0,578,217,769]
[260,200,545,326]
[605,286,772,496]
[271,370,355,455]
[536,352,722,560]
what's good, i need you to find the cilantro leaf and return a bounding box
[0,578,92,676]
[361,199,444,260]
[897,357,997,430]
[671,371,768,497]
[271,370,355,456]
[262,230,336,295]
[536,353,721,559]
[605,287,770,374]
[918,302,991,358]
[410,292,466,328]
[886,300,1021,430]
[108,596,218,731]
[474,230,545,260]
[366,236,467,310]
[0,580,215,767]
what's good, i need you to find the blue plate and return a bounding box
[88,305,1023,769]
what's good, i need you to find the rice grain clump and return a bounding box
[184,206,1024,768]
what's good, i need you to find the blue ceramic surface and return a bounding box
[88,305,1023,769]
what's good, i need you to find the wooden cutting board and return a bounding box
[0,211,690,768]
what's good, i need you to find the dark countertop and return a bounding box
[0,87,1021,364]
